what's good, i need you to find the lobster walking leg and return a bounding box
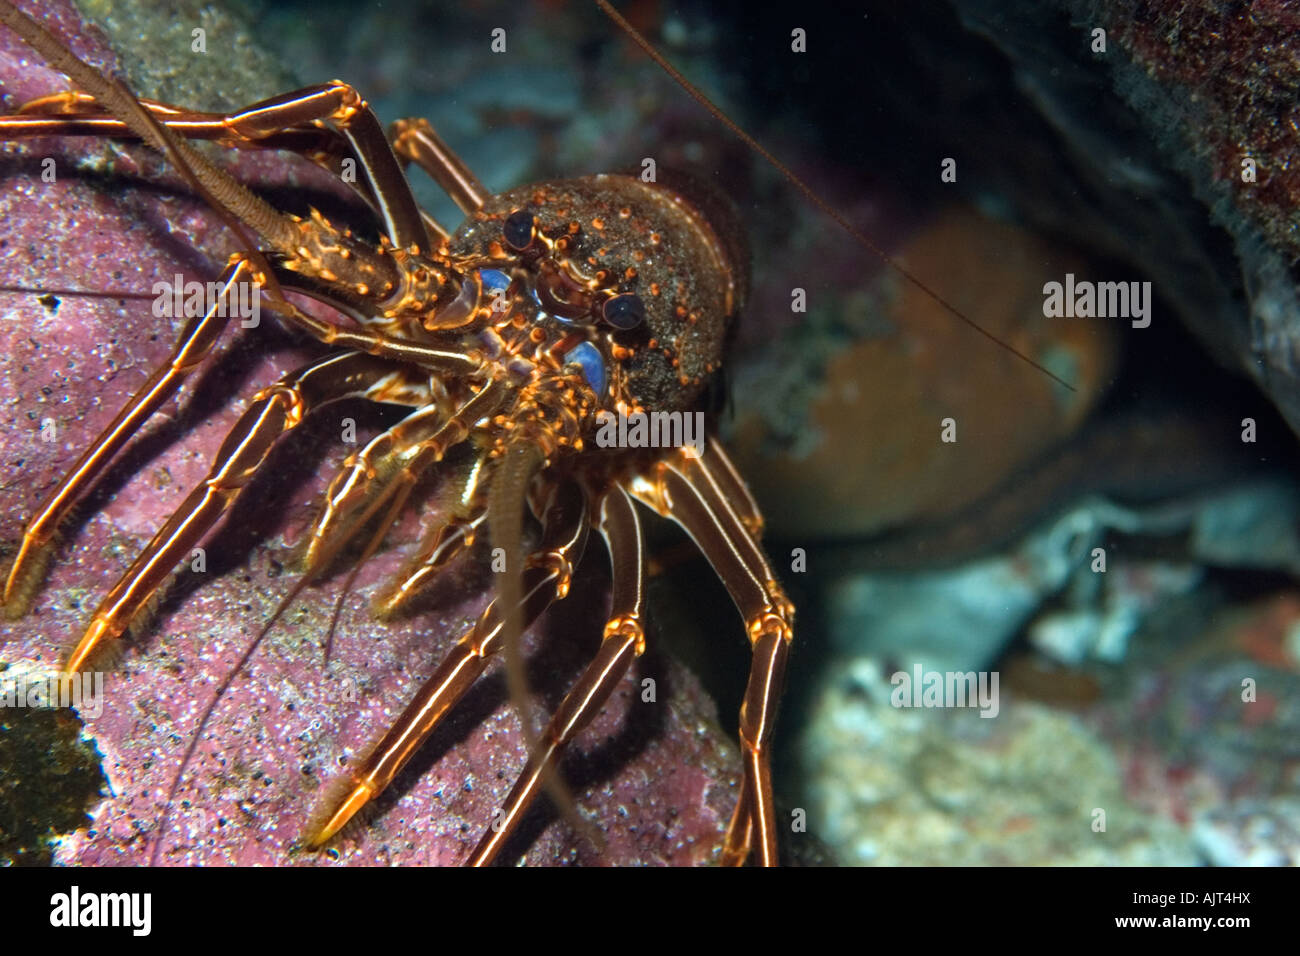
[297,405,447,572]
[0,82,431,253]
[390,118,489,214]
[374,511,487,618]
[468,484,646,865]
[3,258,259,613]
[268,384,505,660]
[297,383,503,574]
[0,97,492,242]
[630,448,794,866]
[3,89,342,158]
[308,481,591,848]
[700,439,765,538]
[65,351,410,671]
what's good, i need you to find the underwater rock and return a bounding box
[826,509,1093,674]
[805,575,1300,865]
[808,471,1300,863]
[0,691,105,865]
[800,657,1197,865]
[729,206,1116,540]
[1084,592,1300,864]
[823,475,1300,672]
[1073,0,1300,263]
[1194,800,1300,866]
[0,0,740,866]
[954,0,1300,438]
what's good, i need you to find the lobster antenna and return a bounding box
[0,284,156,299]
[595,0,1075,393]
[148,621,263,866]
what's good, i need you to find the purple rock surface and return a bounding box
[0,0,740,866]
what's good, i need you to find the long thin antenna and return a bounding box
[595,0,1075,392]
[0,284,156,299]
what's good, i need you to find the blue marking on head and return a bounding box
[563,341,606,395]
[478,268,511,295]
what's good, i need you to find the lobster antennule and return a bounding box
[488,438,603,853]
[489,445,549,783]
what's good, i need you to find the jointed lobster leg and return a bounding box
[262,289,487,372]
[2,81,432,253]
[0,5,438,321]
[699,440,765,539]
[4,263,483,620]
[2,89,491,244]
[374,511,487,618]
[0,4,494,394]
[390,118,490,215]
[267,383,506,654]
[66,351,416,671]
[2,95,455,239]
[468,484,646,865]
[299,397,478,574]
[308,480,591,848]
[2,257,259,613]
[3,90,340,158]
[631,448,793,866]
[724,624,787,866]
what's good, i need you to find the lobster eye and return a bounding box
[602,293,645,330]
[503,209,535,251]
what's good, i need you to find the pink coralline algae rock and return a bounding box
[0,0,739,865]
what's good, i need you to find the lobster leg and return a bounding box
[0,27,485,367]
[263,289,487,374]
[3,257,256,613]
[297,405,448,572]
[5,90,344,156]
[389,118,489,214]
[308,481,591,848]
[65,351,410,671]
[629,448,794,866]
[3,91,488,239]
[468,484,646,865]
[296,383,502,575]
[3,82,430,253]
[5,266,482,615]
[700,439,765,539]
[272,385,503,647]
[373,511,486,618]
